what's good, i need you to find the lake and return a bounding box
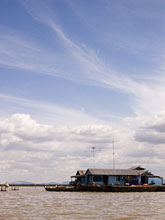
[0,187,165,219]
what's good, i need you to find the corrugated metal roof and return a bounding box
[85,169,146,176]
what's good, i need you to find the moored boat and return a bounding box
[44,184,165,192]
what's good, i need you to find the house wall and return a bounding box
[87,175,92,184]
[148,177,163,185]
[108,176,141,186]
[80,177,86,185]
[92,176,104,185]
[84,173,163,186]
[138,176,141,184]
[88,175,125,186]
[108,176,125,186]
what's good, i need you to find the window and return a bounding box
[116,176,121,181]
[93,175,102,182]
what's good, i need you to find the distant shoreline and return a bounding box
[0,184,66,187]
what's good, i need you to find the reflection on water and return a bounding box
[0,187,165,219]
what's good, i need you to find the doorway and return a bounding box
[141,176,147,185]
[103,175,108,185]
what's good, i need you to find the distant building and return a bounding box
[71,166,163,186]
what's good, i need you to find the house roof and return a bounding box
[71,168,162,178]
[128,165,146,170]
[85,168,146,176]
[71,170,86,178]
[76,170,86,176]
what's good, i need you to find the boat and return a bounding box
[44,184,165,192]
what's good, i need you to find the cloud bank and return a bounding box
[135,111,165,144]
[0,113,164,182]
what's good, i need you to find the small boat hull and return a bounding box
[44,185,165,192]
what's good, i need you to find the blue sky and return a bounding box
[0,0,165,183]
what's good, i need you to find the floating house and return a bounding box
[71,166,163,186]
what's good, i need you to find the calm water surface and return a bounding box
[0,187,165,219]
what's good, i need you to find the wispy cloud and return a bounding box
[0,25,136,92]
[0,29,70,78]
[0,93,105,126]
[20,1,165,118]
[1,0,165,119]
[18,1,148,92]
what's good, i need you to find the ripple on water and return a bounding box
[0,188,165,220]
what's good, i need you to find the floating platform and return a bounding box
[45,185,165,192]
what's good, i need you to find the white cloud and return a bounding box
[0,113,117,147]
[134,111,165,144]
[0,113,128,182]
[0,112,164,182]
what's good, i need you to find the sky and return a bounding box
[0,0,165,183]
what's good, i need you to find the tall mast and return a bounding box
[92,146,95,168]
[87,146,100,168]
[112,141,115,169]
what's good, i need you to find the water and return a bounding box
[0,187,165,219]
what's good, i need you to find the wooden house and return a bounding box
[71,166,163,186]
[71,170,86,185]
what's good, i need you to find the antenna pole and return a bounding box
[92,146,95,168]
[112,141,115,169]
[86,146,101,168]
